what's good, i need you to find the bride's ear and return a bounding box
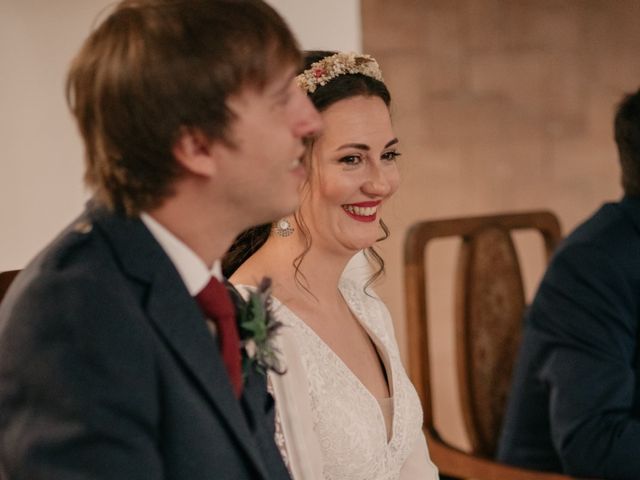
[172,127,218,177]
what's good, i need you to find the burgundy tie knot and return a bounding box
[195,277,243,397]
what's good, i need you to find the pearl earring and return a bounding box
[273,218,294,237]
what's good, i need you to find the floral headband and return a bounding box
[295,52,384,93]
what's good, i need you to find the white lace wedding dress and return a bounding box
[237,278,439,480]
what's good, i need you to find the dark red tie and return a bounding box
[195,277,243,397]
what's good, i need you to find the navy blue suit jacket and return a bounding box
[497,196,640,479]
[0,205,291,480]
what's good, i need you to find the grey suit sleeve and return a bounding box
[0,272,163,479]
[535,242,640,479]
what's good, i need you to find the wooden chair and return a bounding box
[403,211,574,480]
[0,270,20,305]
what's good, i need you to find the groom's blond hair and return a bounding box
[67,0,301,215]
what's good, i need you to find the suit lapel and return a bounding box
[89,207,269,478]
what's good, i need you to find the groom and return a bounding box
[0,0,321,478]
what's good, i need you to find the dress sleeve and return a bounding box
[264,304,325,480]
[365,284,440,479]
[362,284,399,342]
[400,432,440,479]
[268,376,292,472]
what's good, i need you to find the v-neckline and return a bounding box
[272,288,396,445]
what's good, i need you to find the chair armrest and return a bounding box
[425,430,586,480]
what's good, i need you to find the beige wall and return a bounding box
[362,0,640,448]
[0,0,98,271]
[0,0,361,272]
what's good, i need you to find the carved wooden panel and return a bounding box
[456,226,525,457]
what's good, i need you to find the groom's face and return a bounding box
[218,66,323,228]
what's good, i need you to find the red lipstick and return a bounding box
[341,201,381,223]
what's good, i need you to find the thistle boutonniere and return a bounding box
[238,277,286,377]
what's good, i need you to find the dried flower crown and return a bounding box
[295,52,384,93]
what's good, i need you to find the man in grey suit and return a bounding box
[0,0,321,478]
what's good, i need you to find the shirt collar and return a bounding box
[140,212,222,296]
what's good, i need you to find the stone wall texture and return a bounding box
[362,0,640,450]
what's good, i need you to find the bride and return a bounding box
[225,51,439,480]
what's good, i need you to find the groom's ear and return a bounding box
[172,127,219,177]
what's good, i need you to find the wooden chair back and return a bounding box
[404,211,572,480]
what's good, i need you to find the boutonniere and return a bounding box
[238,277,286,377]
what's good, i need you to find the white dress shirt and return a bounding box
[140,213,222,295]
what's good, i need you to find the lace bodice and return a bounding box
[255,278,437,480]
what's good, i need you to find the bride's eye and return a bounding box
[381,150,402,162]
[339,155,362,166]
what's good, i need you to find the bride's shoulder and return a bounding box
[340,278,395,332]
[339,276,383,307]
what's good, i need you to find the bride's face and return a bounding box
[299,94,400,255]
